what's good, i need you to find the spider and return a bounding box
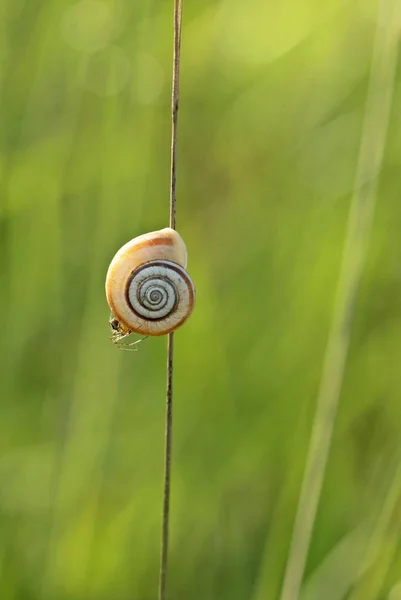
[109,315,148,351]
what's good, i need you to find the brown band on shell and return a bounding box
[131,236,174,253]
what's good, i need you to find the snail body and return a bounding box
[105,228,195,337]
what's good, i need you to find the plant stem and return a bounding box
[159,2,183,599]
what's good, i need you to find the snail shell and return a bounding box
[105,228,195,336]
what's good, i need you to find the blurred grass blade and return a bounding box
[301,456,401,600]
[347,457,401,600]
[299,522,371,600]
[279,1,400,599]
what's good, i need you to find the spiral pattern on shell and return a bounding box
[105,228,195,336]
[126,260,194,330]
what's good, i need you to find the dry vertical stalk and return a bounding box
[159,1,183,600]
[279,1,399,599]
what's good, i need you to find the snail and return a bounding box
[105,228,195,346]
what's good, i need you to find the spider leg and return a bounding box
[125,335,149,346]
[115,343,139,352]
[110,332,149,351]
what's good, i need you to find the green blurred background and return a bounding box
[1,0,401,598]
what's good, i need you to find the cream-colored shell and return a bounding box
[105,228,195,336]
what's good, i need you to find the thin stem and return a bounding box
[159,332,174,600]
[169,0,182,231]
[159,2,183,600]
[279,1,399,599]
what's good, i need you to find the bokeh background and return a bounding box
[1,0,401,598]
